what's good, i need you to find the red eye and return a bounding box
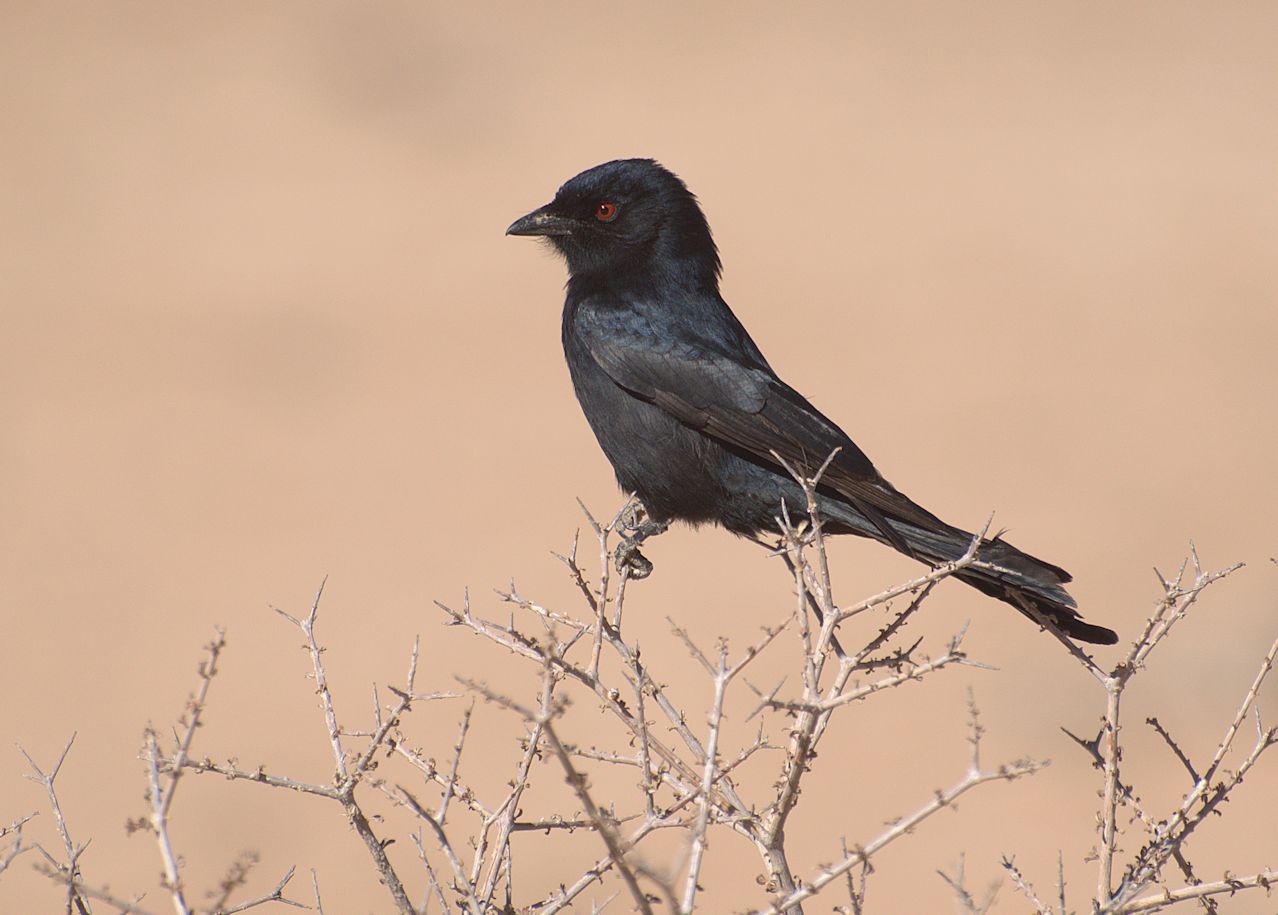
[596,202,618,221]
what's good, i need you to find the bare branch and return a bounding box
[273,582,343,781]
[1115,869,1277,913]
[216,865,307,914]
[0,812,37,878]
[938,854,1000,915]
[32,861,158,915]
[145,730,190,914]
[19,735,91,915]
[755,757,1047,914]
[1146,716,1200,783]
[1001,856,1053,915]
[398,787,485,915]
[681,643,731,914]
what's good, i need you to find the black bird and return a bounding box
[507,159,1117,645]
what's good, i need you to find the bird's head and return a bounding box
[507,159,720,285]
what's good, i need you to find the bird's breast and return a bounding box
[561,320,729,525]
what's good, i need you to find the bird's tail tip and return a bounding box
[1060,617,1120,645]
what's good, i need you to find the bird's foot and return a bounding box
[614,540,655,579]
[613,506,669,579]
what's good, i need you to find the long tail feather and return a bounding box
[821,496,1118,645]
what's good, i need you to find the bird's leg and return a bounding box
[614,502,669,580]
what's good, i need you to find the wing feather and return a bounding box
[577,306,949,542]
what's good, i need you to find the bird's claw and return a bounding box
[613,507,668,579]
[614,539,654,578]
[618,501,646,533]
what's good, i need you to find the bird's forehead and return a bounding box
[556,173,636,203]
[554,159,665,203]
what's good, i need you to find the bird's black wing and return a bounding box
[575,305,951,546]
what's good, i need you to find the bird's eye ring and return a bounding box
[596,202,619,221]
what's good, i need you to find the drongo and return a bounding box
[507,159,1116,645]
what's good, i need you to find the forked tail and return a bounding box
[822,494,1118,645]
[900,522,1118,645]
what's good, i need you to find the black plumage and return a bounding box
[507,158,1117,645]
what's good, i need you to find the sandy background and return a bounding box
[3,3,1276,912]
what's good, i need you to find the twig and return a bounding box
[145,730,190,914]
[680,643,731,914]
[1114,869,1278,913]
[0,812,37,877]
[754,757,1047,914]
[310,869,325,915]
[1103,637,1278,910]
[274,580,346,781]
[31,861,158,915]
[1097,670,1124,902]
[475,711,548,903]
[436,703,472,826]
[217,866,307,914]
[410,831,450,914]
[275,587,416,915]
[19,735,91,915]
[398,788,485,915]
[1001,856,1053,915]
[463,667,657,915]
[938,853,1000,914]
[1145,717,1200,783]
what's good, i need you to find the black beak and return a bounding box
[506,204,576,237]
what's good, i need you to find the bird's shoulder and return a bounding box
[567,285,884,483]
[570,284,766,363]
[568,289,774,409]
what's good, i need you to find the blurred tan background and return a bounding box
[3,2,1276,912]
